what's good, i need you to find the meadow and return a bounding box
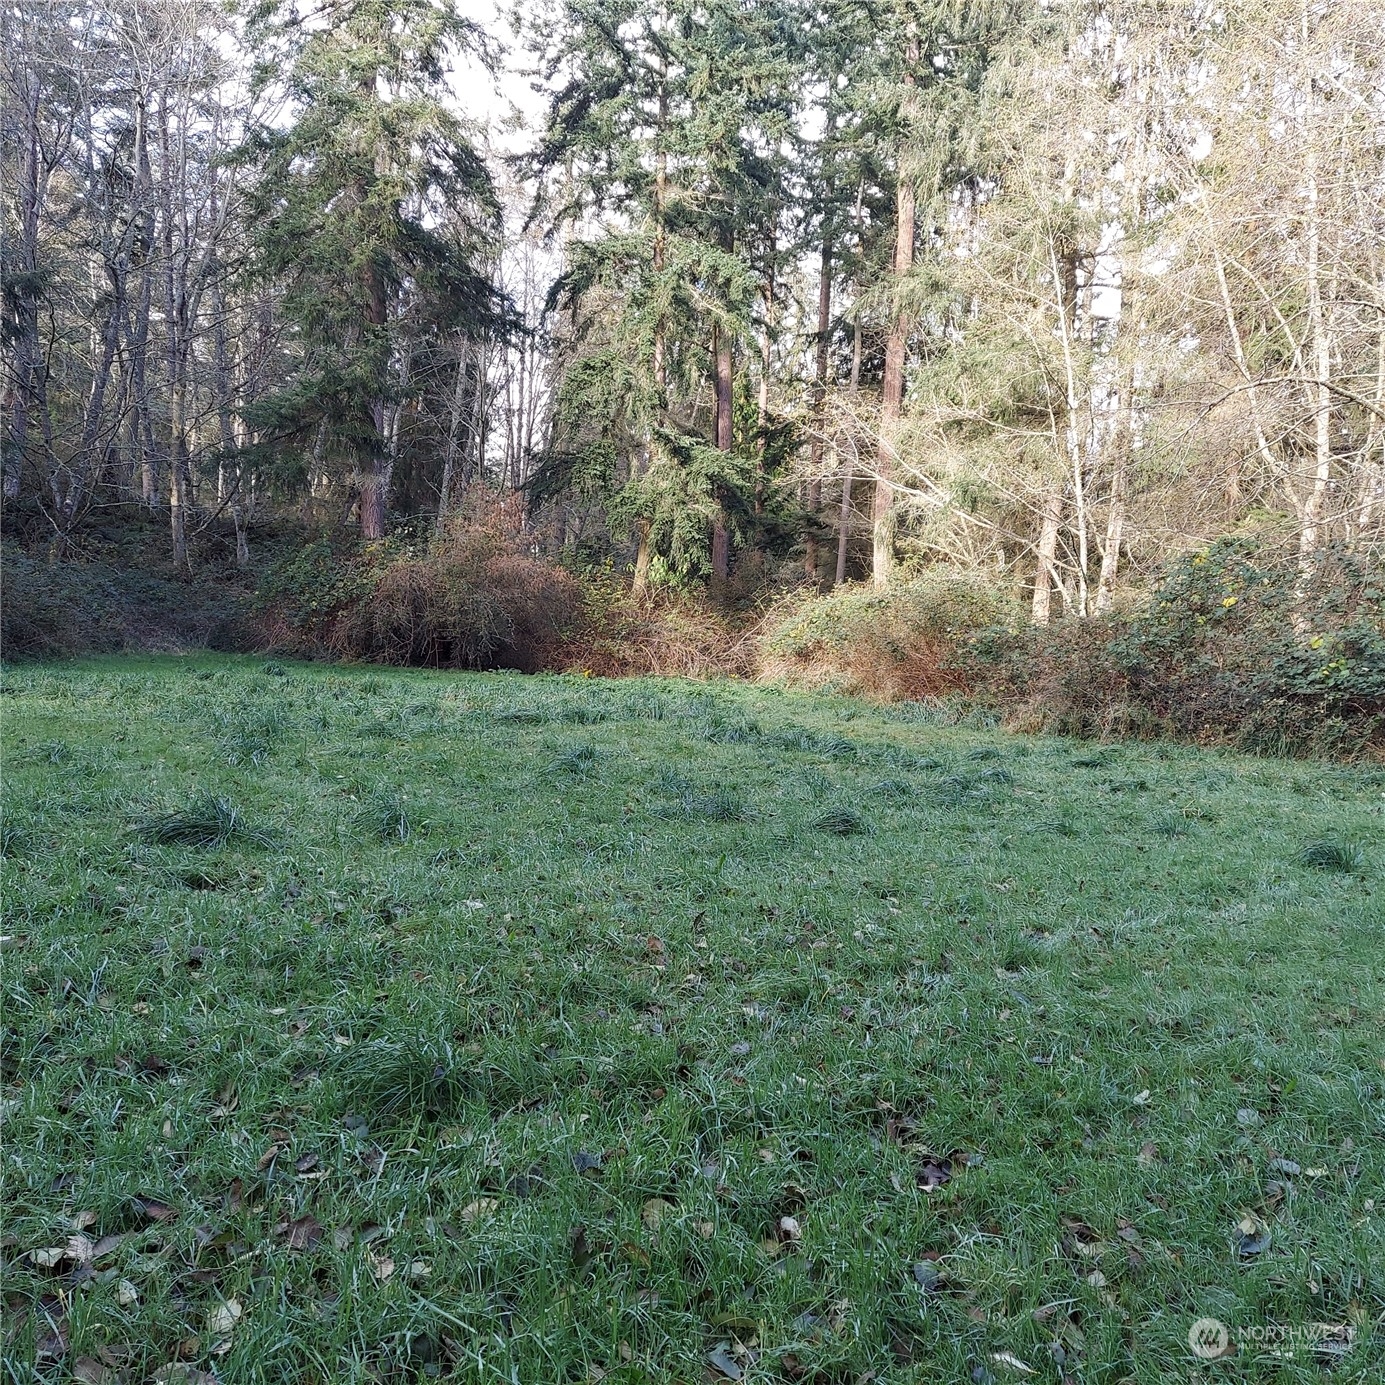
[1,655,1381,1384]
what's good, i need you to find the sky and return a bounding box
[451,0,546,152]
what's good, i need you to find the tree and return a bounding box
[243,0,500,539]
[525,0,800,587]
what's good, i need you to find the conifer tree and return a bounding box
[243,0,499,538]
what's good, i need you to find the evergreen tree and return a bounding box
[525,0,799,586]
[243,0,500,538]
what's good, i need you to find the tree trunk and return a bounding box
[872,37,919,590]
[806,231,831,586]
[1297,148,1332,582]
[1095,348,1134,614]
[711,322,733,581]
[169,378,189,572]
[1031,489,1064,626]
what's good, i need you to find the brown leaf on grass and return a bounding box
[71,1210,98,1231]
[1236,1214,1271,1257]
[73,1358,120,1385]
[1136,1142,1157,1166]
[281,1214,323,1251]
[256,1145,280,1171]
[207,1299,242,1340]
[92,1233,129,1260]
[135,1196,176,1223]
[152,1366,217,1385]
[34,1300,69,1361]
[459,1199,498,1224]
[369,1252,395,1283]
[915,1156,952,1192]
[293,1152,319,1174]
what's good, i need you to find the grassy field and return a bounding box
[1,655,1382,1384]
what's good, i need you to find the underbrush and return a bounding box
[967,541,1385,759]
[758,569,1014,700]
[1,553,245,659]
[253,520,581,671]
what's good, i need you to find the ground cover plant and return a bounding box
[1,655,1382,1384]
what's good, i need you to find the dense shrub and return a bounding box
[758,569,1018,700]
[1,554,243,659]
[565,566,756,678]
[253,522,581,670]
[969,540,1384,757]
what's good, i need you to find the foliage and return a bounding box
[761,568,1018,700]
[0,553,245,660]
[253,520,581,670]
[134,792,277,849]
[968,540,1385,757]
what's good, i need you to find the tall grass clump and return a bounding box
[134,793,277,848]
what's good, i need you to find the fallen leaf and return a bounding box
[115,1279,139,1307]
[1268,1157,1301,1176]
[207,1300,242,1338]
[707,1345,744,1381]
[135,1196,176,1223]
[72,1358,117,1384]
[1236,1214,1271,1257]
[571,1150,603,1174]
[916,1155,952,1192]
[152,1366,217,1385]
[342,1114,369,1140]
[641,1197,672,1230]
[1131,1089,1151,1106]
[369,1252,395,1283]
[778,1215,802,1242]
[256,1145,280,1171]
[1136,1142,1158,1166]
[990,1351,1036,1375]
[29,1246,68,1268]
[284,1214,323,1251]
[1236,1108,1261,1127]
[293,1152,319,1174]
[70,1210,98,1231]
[459,1198,498,1224]
[913,1261,942,1292]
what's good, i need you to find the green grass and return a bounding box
[2,654,1382,1384]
